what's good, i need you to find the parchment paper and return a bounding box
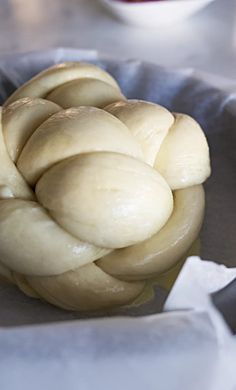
[0,49,235,390]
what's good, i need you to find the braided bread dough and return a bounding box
[0,62,211,311]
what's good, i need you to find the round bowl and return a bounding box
[99,0,216,28]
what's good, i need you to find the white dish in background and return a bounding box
[99,0,215,28]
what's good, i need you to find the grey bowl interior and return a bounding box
[0,49,235,328]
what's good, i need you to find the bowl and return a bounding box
[99,0,215,28]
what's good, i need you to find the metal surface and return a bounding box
[0,0,235,78]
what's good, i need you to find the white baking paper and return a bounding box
[0,49,235,390]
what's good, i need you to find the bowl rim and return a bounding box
[100,0,216,6]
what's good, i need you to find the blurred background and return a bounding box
[0,0,235,77]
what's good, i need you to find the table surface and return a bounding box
[0,0,235,79]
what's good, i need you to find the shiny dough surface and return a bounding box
[0,62,211,311]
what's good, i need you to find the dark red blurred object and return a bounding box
[118,0,164,3]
